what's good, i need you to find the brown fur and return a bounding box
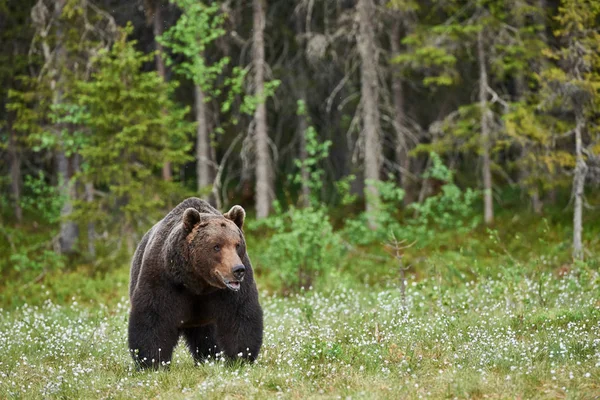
[128,198,263,369]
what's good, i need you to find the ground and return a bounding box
[1,267,599,399]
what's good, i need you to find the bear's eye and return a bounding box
[213,245,221,252]
[236,243,241,250]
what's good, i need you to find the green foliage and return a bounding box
[408,153,480,236]
[20,172,64,225]
[539,0,600,116]
[291,100,332,206]
[6,76,51,147]
[342,178,405,246]
[0,172,65,277]
[409,183,479,237]
[159,0,229,93]
[0,225,64,274]
[69,27,193,260]
[240,79,281,116]
[159,0,281,121]
[251,203,344,292]
[343,153,479,247]
[250,123,343,292]
[393,42,458,87]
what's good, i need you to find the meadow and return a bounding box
[2,167,600,399]
[1,263,599,399]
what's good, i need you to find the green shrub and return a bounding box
[20,171,64,224]
[407,153,479,238]
[250,203,344,292]
[0,172,65,279]
[341,177,405,246]
[343,152,480,247]
[249,114,344,293]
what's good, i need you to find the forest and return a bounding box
[0,0,599,398]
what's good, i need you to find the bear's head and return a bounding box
[181,205,247,292]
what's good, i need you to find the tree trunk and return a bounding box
[295,15,311,207]
[477,28,494,224]
[152,1,172,181]
[8,128,23,222]
[357,0,381,228]
[572,111,586,260]
[390,21,412,205]
[51,0,78,254]
[195,84,212,193]
[298,93,311,207]
[56,151,78,253]
[253,0,273,218]
[85,182,95,257]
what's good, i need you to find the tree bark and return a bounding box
[85,182,95,257]
[56,151,78,253]
[152,1,172,181]
[195,84,212,192]
[477,28,494,224]
[357,0,381,227]
[50,0,78,254]
[390,21,412,205]
[295,16,311,207]
[8,128,23,222]
[572,111,586,260]
[298,91,311,207]
[253,0,273,218]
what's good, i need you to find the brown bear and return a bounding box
[128,197,263,369]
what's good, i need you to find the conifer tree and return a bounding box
[8,0,116,253]
[74,28,192,257]
[540,0,600,260]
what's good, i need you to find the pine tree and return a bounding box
[73,28,193,258]
[394,0,550,224]
[540,0,600,260]
[7,0,117,253]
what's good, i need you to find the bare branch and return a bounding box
[212,134,243,210]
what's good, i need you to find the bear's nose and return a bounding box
[232,265,246,280]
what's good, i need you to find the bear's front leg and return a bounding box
[182,325,220,364]
[128,304,180,370]
[214,294,263,362]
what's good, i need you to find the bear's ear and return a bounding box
[182,208,202,232]
[224,205,245,229]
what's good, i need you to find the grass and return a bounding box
[1,196,600,398]
[1,266,599,399]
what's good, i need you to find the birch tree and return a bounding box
[477,26,494,224]
[159,0,230,196]
[253,0,273,218]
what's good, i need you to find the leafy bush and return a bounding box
[20,171,65,224]
[250,203,343,292]
[249,117,344,293]
[0,172,65,278]
[343,153,479,246]
[406,153,480,241]
[341,178,405,246]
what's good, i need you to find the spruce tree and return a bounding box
[74,28,193,259]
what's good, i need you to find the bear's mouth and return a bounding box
[224,280,241,291]
[215,271,243,291]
